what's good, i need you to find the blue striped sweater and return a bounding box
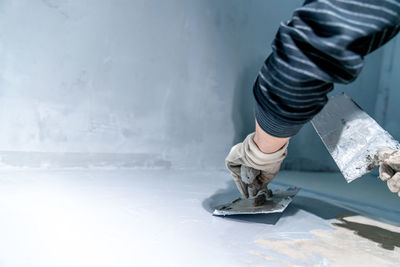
[255,0,400,137]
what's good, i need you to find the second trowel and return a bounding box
[311,93,400,183]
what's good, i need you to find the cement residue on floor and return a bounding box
[250,215,400,267]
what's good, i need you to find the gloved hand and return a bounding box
[377,147,400,197]
[225,133,288,198]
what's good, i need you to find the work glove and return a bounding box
[225,133,288,198]
[377,147,400,197]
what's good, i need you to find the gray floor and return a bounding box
[0,169,398,267]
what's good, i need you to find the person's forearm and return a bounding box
[254,0,400,138]
[253,119,289,154]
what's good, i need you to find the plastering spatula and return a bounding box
[311,93,400,183]
[213,185,299,216]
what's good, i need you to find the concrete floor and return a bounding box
[0,169,398,267]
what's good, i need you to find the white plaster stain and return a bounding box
[251,215,400,267]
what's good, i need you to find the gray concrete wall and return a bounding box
[0,0,398,171]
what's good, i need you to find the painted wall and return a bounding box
[0,0,398,171]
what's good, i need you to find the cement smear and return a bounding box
[251,215,400,266]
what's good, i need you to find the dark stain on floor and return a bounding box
[333,216,400,250]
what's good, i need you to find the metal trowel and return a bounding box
[312,93,400,182]
[213,185,300,216]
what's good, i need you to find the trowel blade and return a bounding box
[213,186,299,216]
[311,93,400,182]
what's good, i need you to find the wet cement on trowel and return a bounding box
[249,215,400,266]
[253,193,268,206]
[213,187,299,216]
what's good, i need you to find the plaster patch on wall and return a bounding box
[250,215,400,266]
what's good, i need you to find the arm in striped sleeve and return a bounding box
[254,0,400,138]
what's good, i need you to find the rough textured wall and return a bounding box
[0,0,397,171]
[0,0,301,169]
[375,39,400,142]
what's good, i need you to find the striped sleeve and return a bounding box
[254,0,400,137]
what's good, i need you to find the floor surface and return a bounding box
[0,169,398,267]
